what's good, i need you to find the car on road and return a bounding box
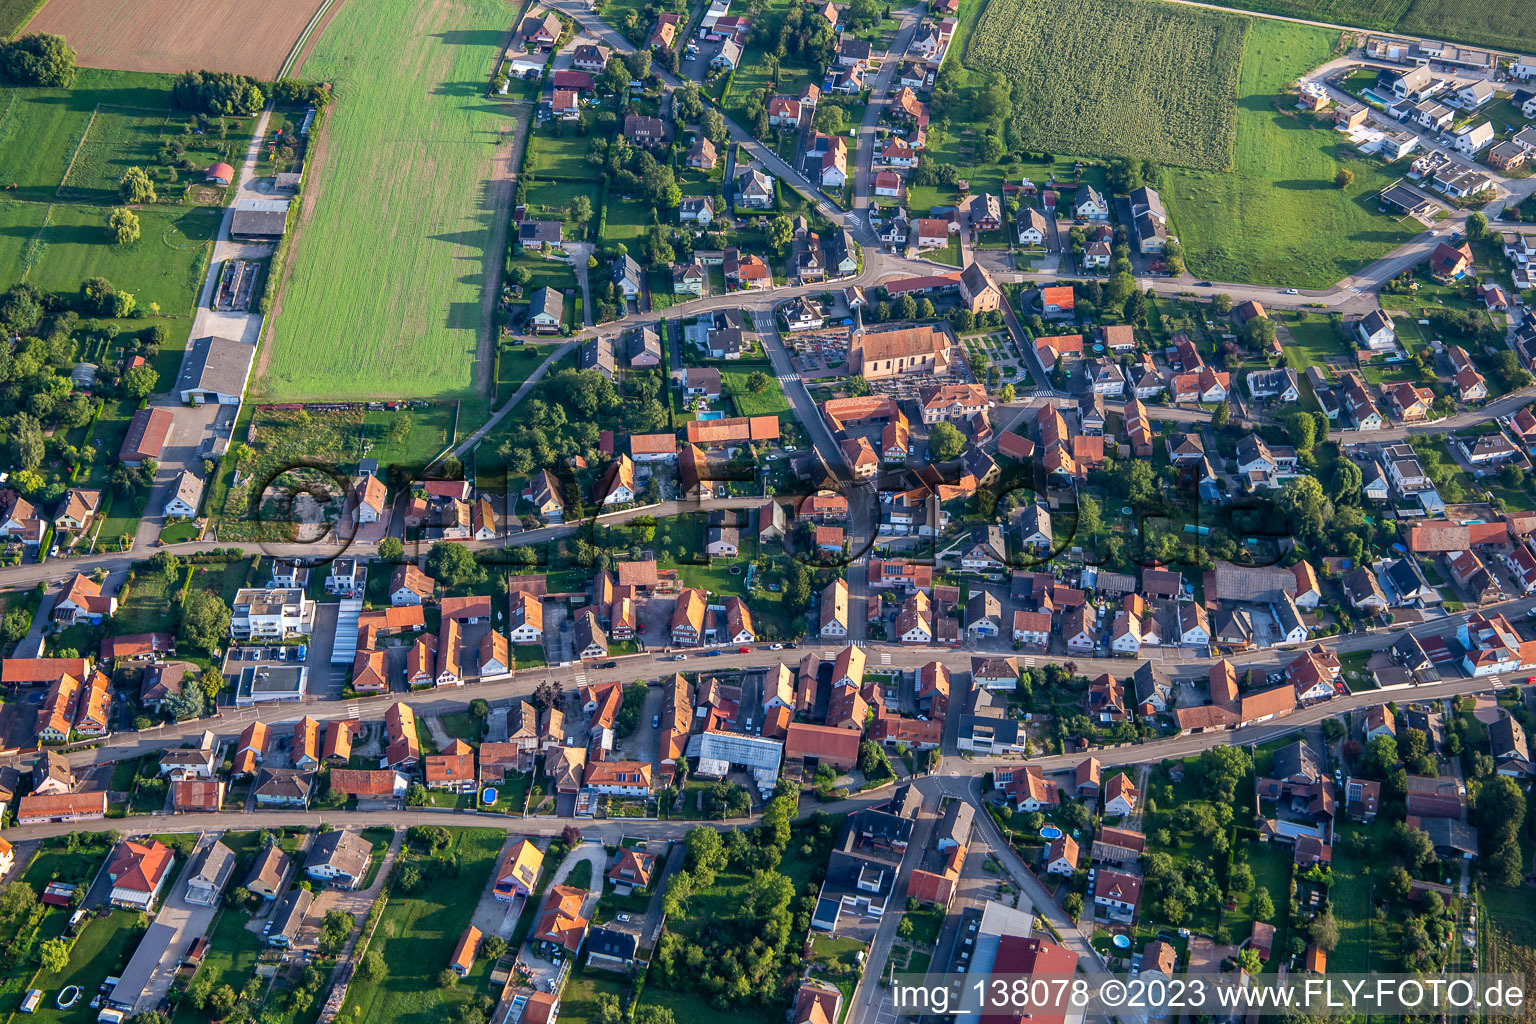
[1284,288,1299,294]
[785,642,798,649]
[652,714,661,729]
[769,643,784,650]
[704,650,722,657]
[1195,281,1211,287]
[596,661,617,669]
[738,646,750,653]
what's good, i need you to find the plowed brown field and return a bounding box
[23,0,326,78]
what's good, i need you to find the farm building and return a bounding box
[231,199,291,240]
[177,336,256,405]
[119,407,175,466]
[205,162,234,186]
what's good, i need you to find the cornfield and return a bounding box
[965,0,1249,171]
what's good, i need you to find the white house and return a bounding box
[1454,121,1495,154]
[1075,186,1109,221]
[163,470,203,518]
[1355,309,1395,351]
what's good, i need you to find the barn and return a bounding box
[177,336,256,405]
[230,199,289,240]
[205,162,235,186]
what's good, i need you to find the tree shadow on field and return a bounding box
[432,80,488,98]
[1272,178,1331,191]
[433,30,506,47]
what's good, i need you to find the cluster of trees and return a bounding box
[1474,774,1527,886]
[494,367,665,478]
[171,70,265,115]
[0,34,76,87]
[0,294,167,508]
[929,68,1014,166]
[653,806,831,1007]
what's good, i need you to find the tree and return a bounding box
[208,985,238,1018]
[1334,167,1354,189]
[438,968,460,988]
[0,33,76,87]
[119,166,157,204]
[0,882,37,922]
[1250,889,1275,920]
[378,537,404,561]
[1212,401,1230,429]
[897,915,914,939]
[747,370,771,392]
[1236,948,1262,973]
[121,363,159,399]
[1307,911,1339,951]
[753,214,792,258]
[1062,892,1083,920]
[1466,210,1488,240]
[701,107,726,144]
[38,935,69,973]
[1122,290,1147,325]
[81,277,117,316]
[623,48,651,81]
[426,541,483,587]
[570,195,593,225]
[1211,293,1233,315]
[1285,409,1317,455]
[180,589,232,653]
[928,421,964,461]
[109,207,140,245]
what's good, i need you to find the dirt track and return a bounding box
[24,0,326,79]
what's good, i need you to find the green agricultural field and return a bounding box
[1395,0,1536,54]
[263,0,519,401]
[0,0,46,38]
[964,0,1247,171]
[1200,0,1535,55]
[1196,0,1409,29]
[1164,20,1419,288]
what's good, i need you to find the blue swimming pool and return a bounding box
[1361,88,1391,107]
[696,411,724,420]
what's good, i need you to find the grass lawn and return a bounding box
[170,909,265,1024]
[558,964,633,1024]
[264,0,518,401]
[722,370,790,417]
[340,828,505,1024]
[513,644,546,670]
[360,405,458,472]
[1329,818,1387,972]
[0,198,221,322]
[26,910,144,1024]
[524,129,604,182]
[1165,20,1419,288]
[635,985,774,1024]
[438,711,483,743]
[22,841,110,889]
[604,194,655,241]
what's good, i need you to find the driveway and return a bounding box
[125,833,223,1013]
[548,841,607,889]
[470,834,536,941]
